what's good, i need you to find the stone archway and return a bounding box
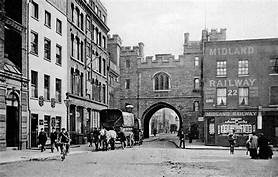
[142,102,182,138]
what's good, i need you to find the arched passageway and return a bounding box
[142,102,182,138]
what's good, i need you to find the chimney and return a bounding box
[184,33,189,45]
[138,42,144,57]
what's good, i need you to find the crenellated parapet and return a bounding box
[120,42,144,57]
[108,34,122,45]
[139,53,184,67]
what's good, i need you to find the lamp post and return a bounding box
[64,94,72,132]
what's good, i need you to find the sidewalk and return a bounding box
[169,137,278,151]
[0,145,89,165]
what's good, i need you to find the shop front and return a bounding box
[204,110,257,146]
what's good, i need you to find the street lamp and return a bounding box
[64,94,72,132]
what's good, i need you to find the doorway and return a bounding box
[31,114,38,147]
[6,106,19,147]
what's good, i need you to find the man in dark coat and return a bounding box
[258,133,271,159]
[92,128,100,151]
[178,129,185,149]
[50,128,59,153]
[38,128,47,152]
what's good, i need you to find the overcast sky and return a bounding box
[101,0,278,56]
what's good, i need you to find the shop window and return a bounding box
[216,61,226,77]
[31,70,38,98]
[125,79,130,89]
[44,74,50,100]
[270,58,278,74]
[31,31,38,54]
[153,72,170,90]
[55,116,61,132]
[239,88,248,105]
[31,1,39,20]
[217,88,227,106]
[44,115,51,137]
[238,59,248,75]
[45,11,51,28]
[270,86,278,105]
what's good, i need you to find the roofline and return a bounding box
[205,37,278,44]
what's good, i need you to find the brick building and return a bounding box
[203,36,278,146]
[0,0,28,150]
[28,0,68,148]
[66,0,109,144]
[118,34,203,139]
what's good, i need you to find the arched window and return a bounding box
[153,72,170,90]
[193,101,199,112]
[194,78,200,90]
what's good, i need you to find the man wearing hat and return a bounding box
[59,128,70,154]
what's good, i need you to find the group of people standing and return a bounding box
[246,132,273,159]
[38,128,70,154]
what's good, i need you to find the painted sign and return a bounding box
[209,46,254,56]
[209,79,256,88]
[205,111,257,117]
[217,117,256,134]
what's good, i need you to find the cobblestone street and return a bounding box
[1,134,277,177]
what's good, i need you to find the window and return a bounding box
[71,3,74,22]
[125,79,130,89]
[153,72,170,90]
[31,70,38,98]
[86,44,90,58]
[56,45,62,65]
[80,13,84,31]
[193,101,199,112]
[103,59,106,76]
[44,38,51,60]
[56,19,62,34]
[76,38,79,59]
[31,1,38,19]
[45,11,51,27]
[194,78,200,90]
[216,61,226,76]
[239,88,248,105]
[194,57,199,67]
[270,58,278,74]
[80,41,83,62]
[55,78,62,103]
[238,59,248,75]
[126,59,130,68]
[86,17,90,31]
[30,31,38,54]
[44,75,50,100]
[75,8,79,27]
[98,57,102,73]
[217,88,227,106]
[102,84,106,103]
[102,36,106,49]
[102,15,106,23]
[270,86,278,105]
[55,116,61,131]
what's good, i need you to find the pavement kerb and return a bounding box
[0,150,87,165]
[169,140,278,151]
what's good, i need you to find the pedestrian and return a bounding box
[153,128,157,137]
[100,127,107,151]
[178,129,185,149]
[228,129,236,154]
[118,127,126,149]
[50,128,59,153]
[92,127,100,151]
[188,131,193,144]
[38,128,47,152]
[59,128,70,154]
[258,133,271,159]
[245,134,251,155]
[248,132,258,159]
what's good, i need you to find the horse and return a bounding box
[124,131,134,148]
[99,128,108,151]
[106,130,117,150]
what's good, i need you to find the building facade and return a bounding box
[28,0,68,147]
[0,0,28,150]
[118,34,203,139]
[107,34,121,109]
[203,37,278,146]
[66,0,109,144]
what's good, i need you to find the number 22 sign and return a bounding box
[227,89,237,96]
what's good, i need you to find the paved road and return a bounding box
[0,134,277,177]
[142,134,178,149]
